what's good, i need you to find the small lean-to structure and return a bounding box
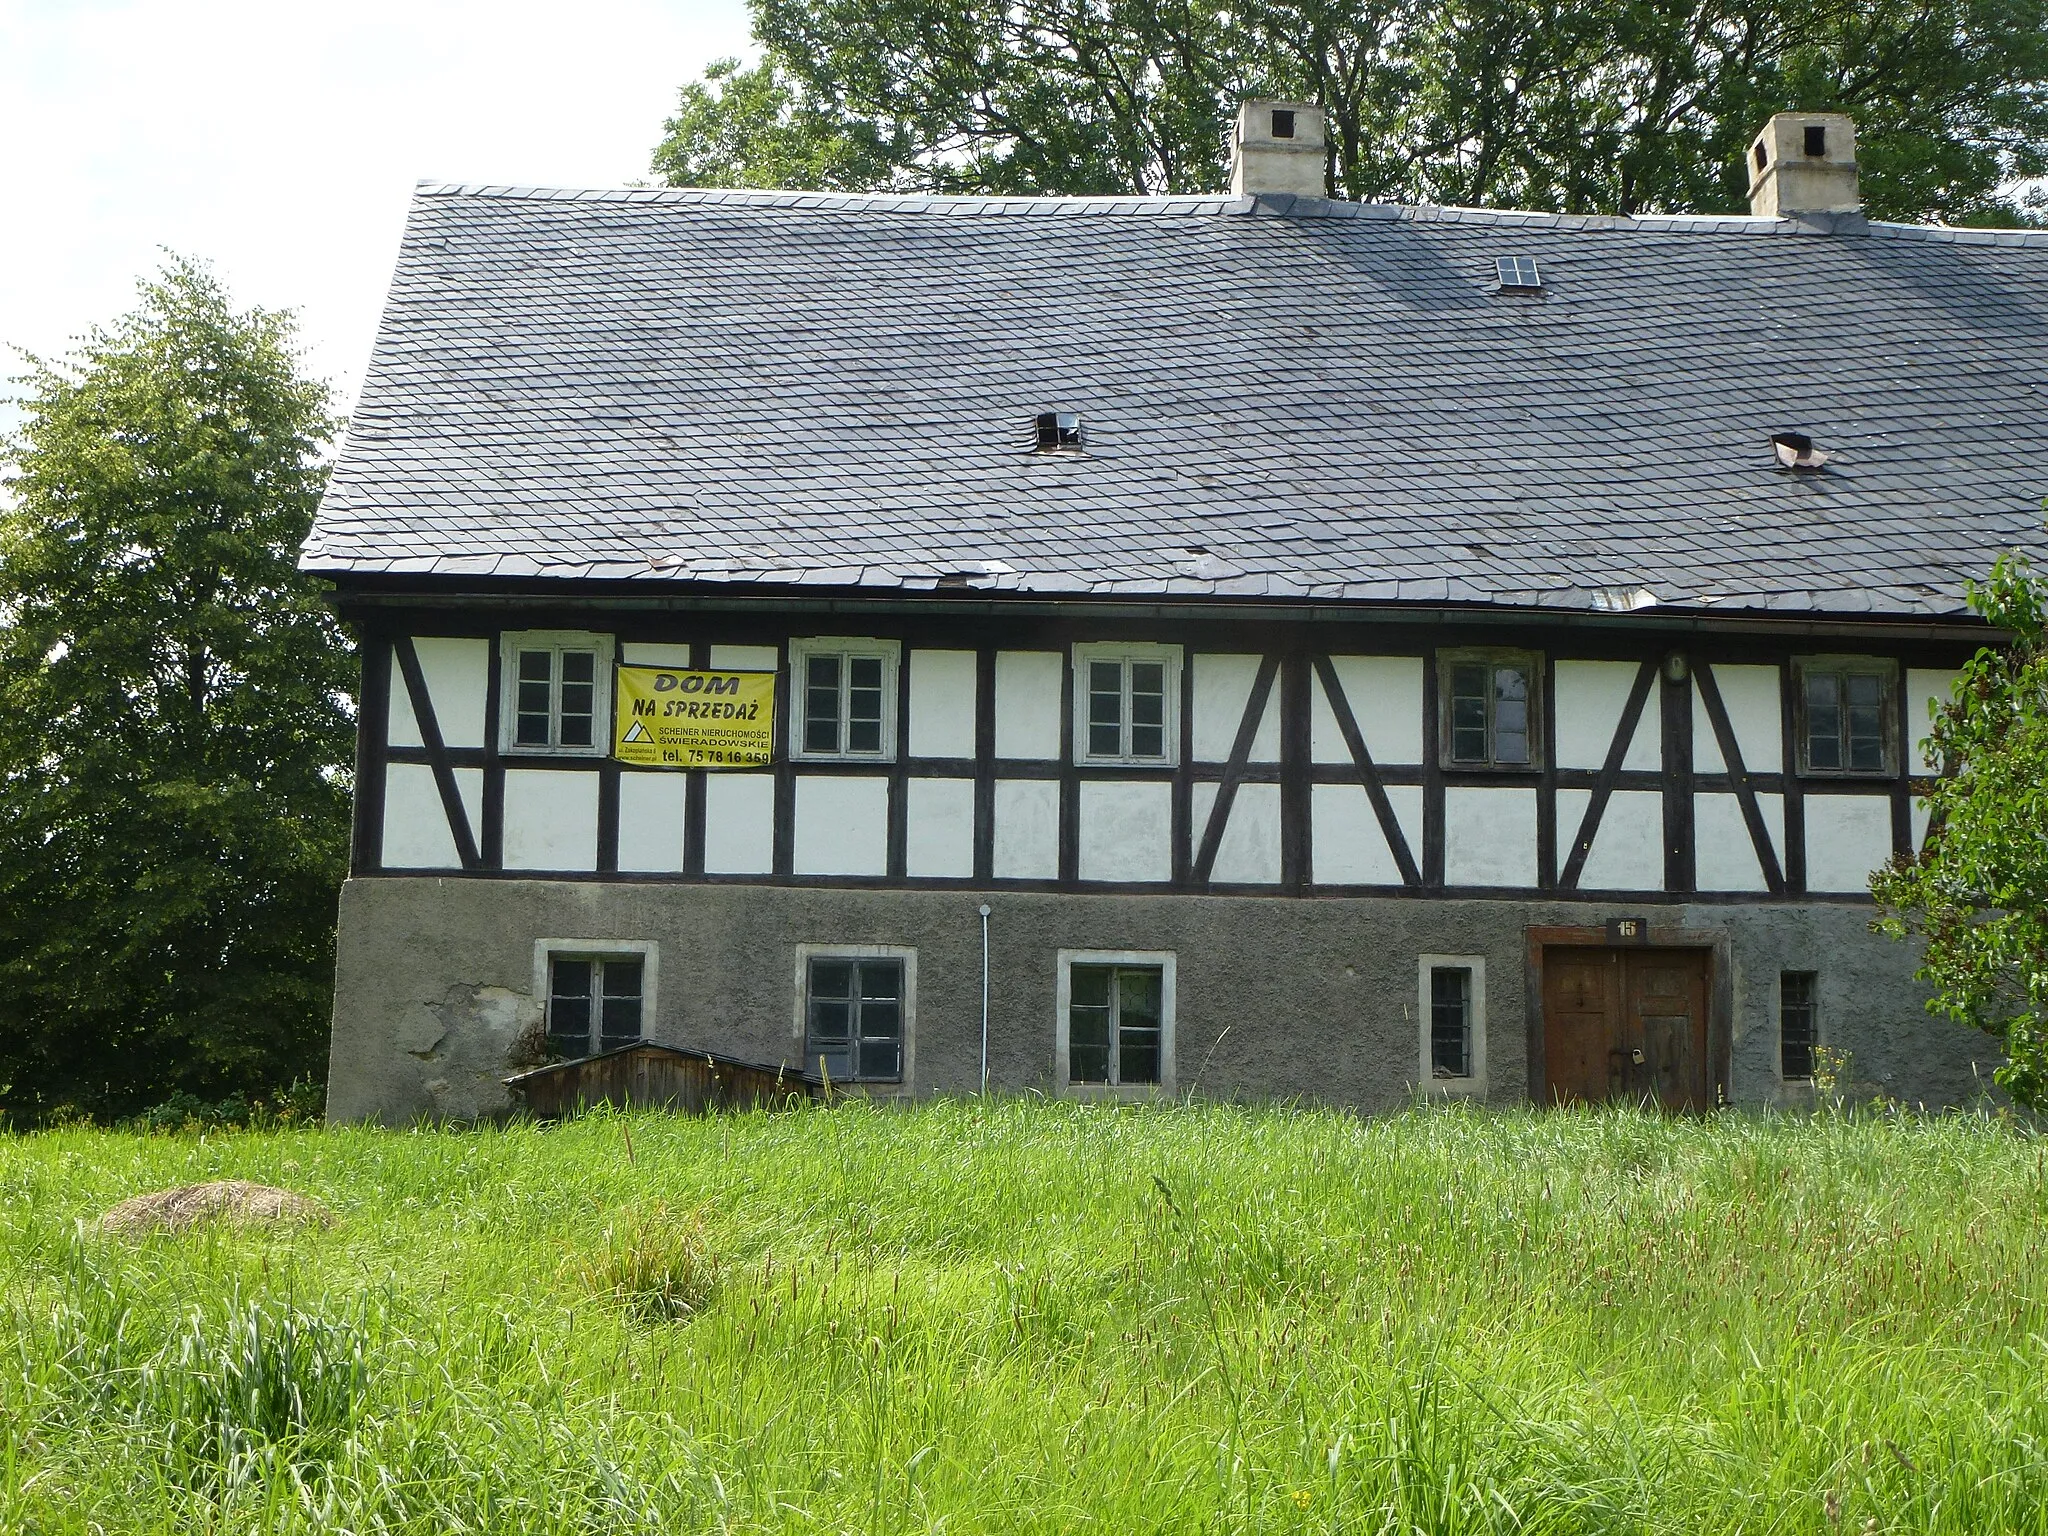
[307,105,2048,1123]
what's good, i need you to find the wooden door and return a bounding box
[1541,947,1711,1109]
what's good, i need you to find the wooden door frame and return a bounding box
[1524,925,1733,1107]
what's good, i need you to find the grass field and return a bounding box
[3,1099,2045,1534]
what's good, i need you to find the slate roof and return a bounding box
[303,183,2048,619]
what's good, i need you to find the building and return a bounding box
[306,105,2048,1123]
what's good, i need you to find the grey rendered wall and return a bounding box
[325,877,2002,1124]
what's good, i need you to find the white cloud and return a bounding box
[0,0,753,418]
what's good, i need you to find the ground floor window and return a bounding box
[1057,951,1177,1093]
[1781,971,1818,1081]
[547,955,644,1058]
[804,955,906,1083]
[1417,955,1487,1094]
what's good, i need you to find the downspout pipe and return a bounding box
[978,903,992,1095]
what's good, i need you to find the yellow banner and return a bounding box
[613,667,775,769]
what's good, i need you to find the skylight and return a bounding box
[1035,411,1083,451]
[1495,255,1543,291]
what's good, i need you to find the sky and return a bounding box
[0,0,754,421]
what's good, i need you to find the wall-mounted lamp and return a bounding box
[1663,652,1690,684]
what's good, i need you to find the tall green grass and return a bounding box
[3,1099,2044,1532]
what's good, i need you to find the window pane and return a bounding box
[1430,966,1471,1078]
[1088,661,1123,756]
[847,656,885,753]
[603,958,643,1000]
[1071,965,1111,1008]
[1781,971,1816,1079]
[1492,668,1530,765]
[858,1036,901,1080]
[1069,1006,1111,1083]
[1450,664,1489,762]
[516,651,553,746]
[858,962,900,1002]
[1129,662,1166,758]
[1806,673,1842,770]
[548,958,593,1055]
[1115,968,1164,1086]
[810,959,855,1000]
[1846,673,1885,771]
[804,653,841,754]
[558,651,596,747]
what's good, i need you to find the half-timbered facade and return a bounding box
[307,107,2048,1122]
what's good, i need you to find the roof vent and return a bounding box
[1770,431,1831,470]
[1035,411,1083,451]
[1747,113,1860,218]
[1230,99,1326,198]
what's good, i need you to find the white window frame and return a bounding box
[1417,954,1487,1097]
[500,631,615,757]
[789,638,902,763]
[791,943,917,1093]
[532,939,659,1057]
[1056,949,1177,1097]
[1071,643,1183,767]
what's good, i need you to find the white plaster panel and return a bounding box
[704,773,774,874]
[1907,669,1959,772]
[1192,655,1279,762]
[388,637,490,750]
[906,777,975,878]
[1693,665,1781,775]
[1079,780,1173,883]
[993,779,1059,879]
[1553,788,1665,892]
[621,643,693,667]
[616,772,687,874]
[382,763,483,869]
[794,776,889,876]
[1186,781,1282,884]
[1444,786,1538,888]
[710,645,779,671]
[1311,782,1423,884]
[1311,656,1425,765]
[1912,796,1932,852]
[909,650,978,759]
[502,769,600,871]
[1693,792,1784,893]
[1804,795,1896,893]
[1553,660,1658,772]
[994,652,1062,759]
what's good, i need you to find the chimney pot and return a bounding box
[1747,112,1860,218]
[1230,100,1327,198]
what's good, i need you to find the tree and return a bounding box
[1873,551,2048,1110]
[0,259,352,1124]
[653,0,2048,223]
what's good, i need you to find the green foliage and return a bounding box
[0,259,352,1125]
[1874,551,2048,1109]
[4,1101,2048,1531]
[655,0,2048,221]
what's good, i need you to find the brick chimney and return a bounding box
[1747,113,1860,218]
[1230,100,1327,198]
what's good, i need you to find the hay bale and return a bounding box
[98,1180,333,1237]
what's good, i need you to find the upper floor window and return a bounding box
[1439,650,1542,770]
[1073,643,1181,766]
[1795,658,1895,776]
[502,632,614,755]
[790,638,900,762]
